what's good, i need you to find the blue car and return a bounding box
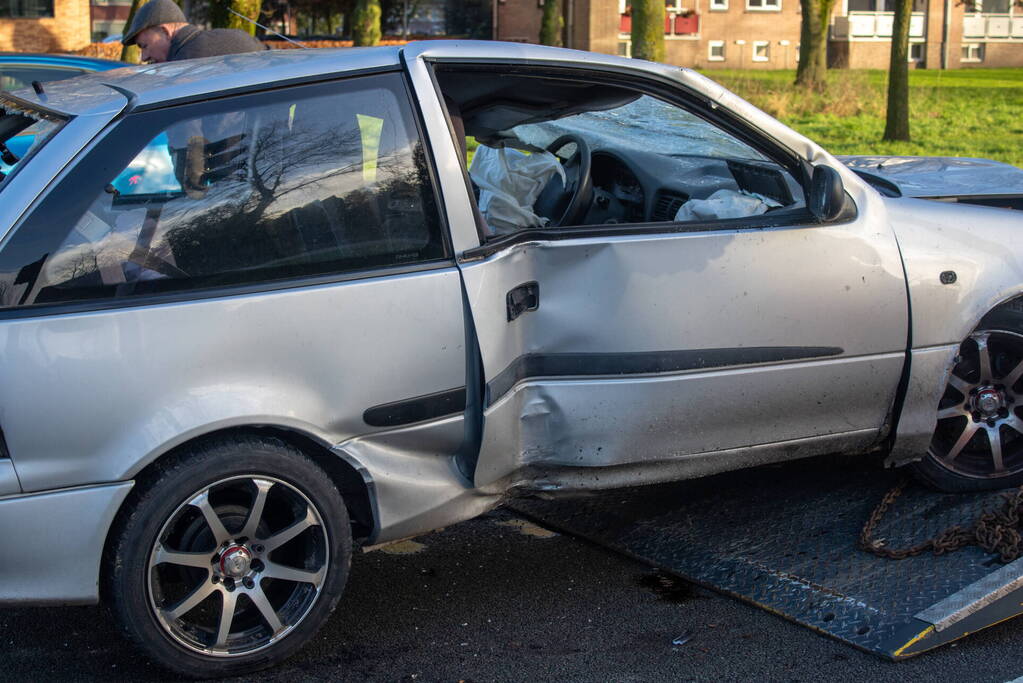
[0,53,124,179]
[0,52,123,92]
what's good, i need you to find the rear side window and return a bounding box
[0,72,445,310]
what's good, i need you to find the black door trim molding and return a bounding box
[363,386,468,428]
[487,346,844,405]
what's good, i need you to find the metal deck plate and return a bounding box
[510,456,1023,658]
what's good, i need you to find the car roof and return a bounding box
[2,41,665,119]
[0,53,124,71]
[3,45,403,117]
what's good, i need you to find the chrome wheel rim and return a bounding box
[932,330,1023,479]
[148,475,328,657]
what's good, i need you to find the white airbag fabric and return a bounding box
[469,145,566,234]
[674,188,781,222]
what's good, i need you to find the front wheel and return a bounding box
[107,436,351,678]
[913,310,1023,491]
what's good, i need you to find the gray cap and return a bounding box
[122,0,188,46]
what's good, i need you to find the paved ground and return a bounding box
[4,505,1023,682]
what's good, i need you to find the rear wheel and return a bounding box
[107,436,351,678]
[913,308,1023,491]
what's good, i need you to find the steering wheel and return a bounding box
[534,134,592,227]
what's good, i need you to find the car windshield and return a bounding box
[0,96,65,185]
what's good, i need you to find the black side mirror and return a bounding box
[809,165,846,222]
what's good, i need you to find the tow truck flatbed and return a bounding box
[511,455,1023,659]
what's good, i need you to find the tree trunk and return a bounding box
[883,0,912,141]
[539,0,562,46]
[794,0,836,89]
[119,0,145,63]
[226,0,261,34]
[352,0,382,46]
[630,0,665,62]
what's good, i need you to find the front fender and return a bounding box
[891,197,1023,348]
[889,197,1023,464]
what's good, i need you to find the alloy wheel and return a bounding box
[147,475,329,656]
[931,330,1023,479]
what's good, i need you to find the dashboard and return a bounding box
[580,147,805,227]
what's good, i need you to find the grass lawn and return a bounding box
[706,68,1023,167]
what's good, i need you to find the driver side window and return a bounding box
[441,72,805,238]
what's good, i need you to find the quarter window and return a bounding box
[0,73,446,310]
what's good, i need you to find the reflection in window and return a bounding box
[0,74,445,308]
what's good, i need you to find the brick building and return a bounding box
[494,0,1023,68]
[0,0,91,52]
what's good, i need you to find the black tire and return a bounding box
[911,305,1023,492]
[106,435,351,678]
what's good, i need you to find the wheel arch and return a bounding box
[889,293,1023,468]
[99,424,375,602]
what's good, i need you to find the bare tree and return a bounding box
[209,0,262,33]
[630,0,665,62]
[539,0,562,46]
[120,0,145,63]
[883,0,912,141]
[795,0,838,88]
[352,0,382,45]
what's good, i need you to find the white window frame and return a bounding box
[665,0,684,10]
[961,42,984,62]
[708,40,726,60]
[908,42,924,61]
[746,0,781,10]
[752,40,771,61]
[710,0,729,9]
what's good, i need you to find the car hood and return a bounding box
[839,155,1023,199]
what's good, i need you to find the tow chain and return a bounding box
[860,479,1023,563]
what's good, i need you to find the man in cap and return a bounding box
[122,0,265,63]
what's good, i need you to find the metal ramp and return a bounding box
[510,455,1023,659]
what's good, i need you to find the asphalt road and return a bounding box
[4,503,1023,682]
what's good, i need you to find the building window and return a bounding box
[961,43,985,62]
[710,0,729,9]
[746,0,781,10]
[752,40,770,61]
[909,42,924,61]
[708,40,726,60]
[0,0,54,18]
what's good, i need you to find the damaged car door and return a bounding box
[411,51,910,492]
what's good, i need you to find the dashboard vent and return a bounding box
[652,191,689,221]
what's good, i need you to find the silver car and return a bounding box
[1,42,1021,677]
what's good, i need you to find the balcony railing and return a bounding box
[962,13,1023,39]
[620,13,700,35]
[831,11,925,39]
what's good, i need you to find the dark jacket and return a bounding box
[168,25,265,61]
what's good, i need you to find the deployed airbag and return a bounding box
[469,144,566,234]
[674,188,781,222]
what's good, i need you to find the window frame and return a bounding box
[752,40,771,61]
[961,43,985,62]
[0,0,53,18]
[432,64,846,261]
[0,68,456,319]
[709,0,729,10]
[746,0,781,11]
[708,40,726,60]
